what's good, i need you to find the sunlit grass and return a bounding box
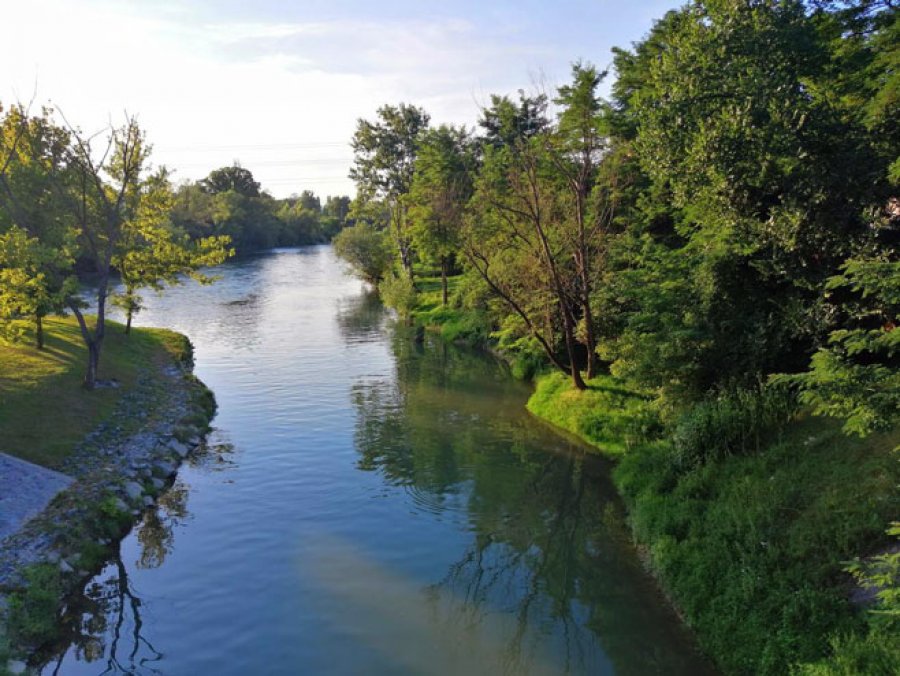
[526,371,655,455]
[0,316,188,469]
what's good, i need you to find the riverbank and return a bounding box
[0,317,216,674]
[405,281,899,674]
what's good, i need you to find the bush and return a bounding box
[379,272,418,322]
[332,223,393,284]
[670,382,798,470]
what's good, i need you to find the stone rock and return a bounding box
[113,498,130,513]
[150,477,165,491]
[152,461,176,478]
[123,481,144,502]
[142,496,155,508]
[7,660,27,675]
[45,550,61,564]
[59,559,74,574]
[167,439,189,458]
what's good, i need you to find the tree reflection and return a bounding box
[39,552,163,675]
[350,332,713,675]
[335,288,385,343]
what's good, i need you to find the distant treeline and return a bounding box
[172,164,351,255]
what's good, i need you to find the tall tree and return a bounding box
[408,125,475,305]
[0,104,77,348]
[350,103,430,279]
[466,132,588,390]
[549,62,613,378]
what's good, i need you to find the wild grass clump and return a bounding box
[670,382,798,470]
[614,419,900,675]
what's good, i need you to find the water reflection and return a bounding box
[39,443,235,675]
[350,331,713,675]
[335,288,385,343]
[37,248,710,675]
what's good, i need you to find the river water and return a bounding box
[39,247,711,675]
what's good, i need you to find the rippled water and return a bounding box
[39,247,712,675]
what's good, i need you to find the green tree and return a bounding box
[112,169,233,334]
[466,132,588,389]
[0,226,76,347]
[408,125,474,305]
[200,163,260,197]
[779,255,899,435]
[333,222,394,285]
[350,103,430,278]
[0,103,77,348]
[605,0,881,398]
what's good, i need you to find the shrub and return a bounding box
[670,382,798,470]
[379,272,418,322]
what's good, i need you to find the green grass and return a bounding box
[0,316,190,468]
[526,371,657,455]
[527,372,900,674]
[411,272,491,345]
[616,419,900,674]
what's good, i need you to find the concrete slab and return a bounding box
[0,453,74,542]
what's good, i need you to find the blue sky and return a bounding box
[0,0,683,197]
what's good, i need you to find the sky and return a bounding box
[0,0,683,199]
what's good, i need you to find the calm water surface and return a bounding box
[40,247,712,675]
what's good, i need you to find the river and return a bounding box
[39,246,712,675]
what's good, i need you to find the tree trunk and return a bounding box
[84,340,100,389]
[125,308,133,335]
[582,296,597,379]
[441,256,449,306]
[35,314,44,349]
[561,311,587,390]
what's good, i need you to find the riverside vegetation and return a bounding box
[333,1,900,674]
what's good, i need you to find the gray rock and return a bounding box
[167,439,189,458]
[152,461,176,478]
[150,477,165,491]
[45,550,61,564]
[113,497,130,513]
[123,481,144,502]
[59,559,74,574]
[142,496,155,508]
[7,660,27,675]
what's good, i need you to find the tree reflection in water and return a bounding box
[38,442,235,675]
[350,332,712,675]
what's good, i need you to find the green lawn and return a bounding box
[0,316,189,469]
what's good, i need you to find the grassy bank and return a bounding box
[410,273,491,346]
[1,316,214,671]
[0,316,190,469]
[529,372,900,674]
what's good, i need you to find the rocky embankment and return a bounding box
[0,351,216,673]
